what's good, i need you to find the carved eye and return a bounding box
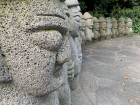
[74,16,80,22]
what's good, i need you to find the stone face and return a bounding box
[105,18,112,39]
[125,18,133,36]
[111,17,118,38]
[99,17,106,41]
[92,17,100,42]
[0,0,70,104]
[66,0,82,90]
[80,12,86,47]
[84,12,94,44]
[118,17,125,37]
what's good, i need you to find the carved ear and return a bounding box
[0,48,12,83]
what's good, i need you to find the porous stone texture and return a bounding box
[118,17,125,37]
[84,12,94,44]
[99,17,106,41]
[125,18,133,37]
[111,17,118,38]
[66,0,82,90]
[105,18,112,39]
[92,17,100,42]
[0,0,71,104]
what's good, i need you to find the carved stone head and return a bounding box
[99,17,106,30]
[111,17,118,29]
[118,17,125,28]
[92,17,100,31]
[80,12,86,30]
[106,18,112,29]
[125,18,132,28]
[0,0,70,97]
[84,12,93,29]
[65,0,82,37]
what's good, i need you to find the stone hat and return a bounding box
[118,17,124,22]
[84,12,92,20]
[111,17,117,22]
[65,0,79,7]
[80,12,84,19]
[106,17,111,23]
[99,17,106,22]
[92,17,99,23]
[126,18,132,22]
[77,6,81,12]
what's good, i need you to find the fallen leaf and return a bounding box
[125,76,128,79]
[127,66,130,69]
[77,91,79,92]
[129,100,133,102]
[113,57,115,58]
[90,52,92,54]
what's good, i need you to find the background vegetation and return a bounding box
[79,0,140,33]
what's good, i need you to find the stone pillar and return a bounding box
[105,18,112,39]
[99,17,106,41]
[65,0,82,90]
[84,12,94,45]
[111,17,118,38]
[92,17,100,42]
[118,17,125,37]
[125,18,133,37]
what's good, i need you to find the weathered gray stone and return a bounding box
[105,18,112,39]
[117,50,140,58]
[125,18,133,37]
[90,49,116,57]
[115,57,140,68]
[118,17,125,37]
[92,17,100,42]
[84,12,94,44]
[99,17,107,41]
[90,65,125,81]
[0,0,70,104]
[119,66,140,79]
[135,42,140,48]
[96,78,122,88]
[97,87,137,105]
[120,45,140,54]
[123,81,140,99]
[66,0,82,90]
[122,41,135,46]
[71,85,92,105]
[79,67,96,92]
[111,17,118,38]
[90,55,115,66]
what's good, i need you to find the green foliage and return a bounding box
[111,5,140,33]
[79,1,87,12]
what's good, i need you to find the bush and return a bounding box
[111,5,140,33]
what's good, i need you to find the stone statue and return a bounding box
[65,0,82,90]
[57,3,72,105]
[105,18,113,39]
[99,17,106,41]
[111,17,118,38]
[0,0,71,104]
[80,12,86,47]
[92,17,100,42]
[84,12,94,44]
[118,17,125,37]
[125,18,133,37]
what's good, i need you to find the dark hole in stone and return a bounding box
[121,60,122,61]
